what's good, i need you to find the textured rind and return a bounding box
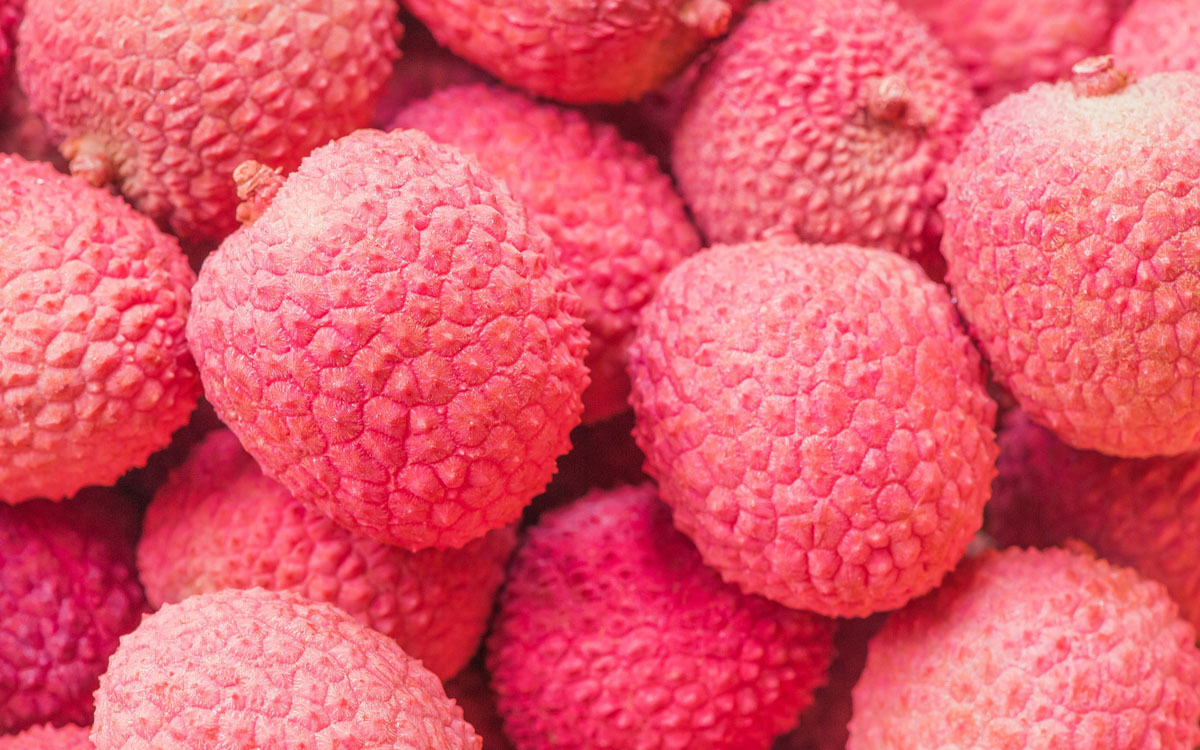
[987,410,1200,632]
[0,724,93,750]
[402,0,752,103]
[17,0,400,244]
[488,485,836,750]
[673,0,978,267]
[92,588,482,749]
[395,84,701,422]
[188,128,589,550]
[897,0,1123,105]
[628,240,998,616]
[0,154,199,502]
[138,428,518,680]
[942,72,1200,457]
[847,546,1200,749]
[0,489,146,732]
[1113,0,1200,76]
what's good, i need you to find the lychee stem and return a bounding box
[866,75,911,123]
[62,136,114,187]
[1072,56,1129,97]
[678,0,732,37]
[234,160,284,225]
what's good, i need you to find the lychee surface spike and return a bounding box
[233,160,285,225]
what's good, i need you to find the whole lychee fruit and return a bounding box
[17,0,400,245]
[942,59,1200,457]
[848,546,1200,749]
[138,429,517,681]
[628,240,998,616]
[92,588,482,748]
[395,83,701,423]
[402,0,751,103]
[187,128,589,550]
[0,153,198,503]
[1112,0,1200,76]
[0,725,92,750]
[672,0,978,271]
[0,489,146,732]
[488,485,836,750]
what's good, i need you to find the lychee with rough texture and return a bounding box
[848,545,1200,748]
[0,153,199,503]
[942,59,1200,457]
[488,485,836,750]
[1112,0,1200,76]
[672,0,978,272]
[187,128,589,550]
[395,83,701,422]
[628,240,998,616]
[17,0,400,245]
[92,587,482,748]
[0,489,146,732]
[402,0,751,104]
[138,428,518,681]
[0,725,92,750]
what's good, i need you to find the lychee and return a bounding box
[92,588,482,748]
[0,725,92,750]
[488,485,836,749]
[672,0,978,272]
[402,0,751,103]
[187,128,589,550]
[0,489,145,732]
[138,429,518,681]
[394,83,701,422]
[847,546,1200,748]
[0,153,198,503]
[628,240,998,616]
[1112,0,1200,76]
[17,0,400,245]
[942,59,1200,457]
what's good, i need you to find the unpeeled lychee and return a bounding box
[403,0,751,104]
[942,60,1200,457]
[848,546,1200,748]
[488,485,835,750]
[17,0,400,245]
[0,153,198,503]
[1112,0,1200,76]
[628,240,998,616]
[188,128,589,550]
[0,725,92,750]
[138,429,517,680]
[394,84,701,422]
[92,588,482,748]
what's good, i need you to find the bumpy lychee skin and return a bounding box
[848,546,1200,749]
[488,485,836,750]
[1113,0,1200,76]
[395,84,701,422]
[93,588,482,749]
[188,128,589,550]
[0,154,198,503]
[629,241,998,616]
[943,63,1200,457]
[0,489,146,732]
[17,0,399,245]
[987,410,1200,631]
[0,724,92,750]
[138,429,518,680]
[673,0,978,269]
[403,0,751,104]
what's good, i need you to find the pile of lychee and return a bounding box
[4,0,1200,748]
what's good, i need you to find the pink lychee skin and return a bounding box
[17,0,400,246]
[0,724,93,750]
[0,0,17,82]
[402,0,752,104]
[987,410,1200,632]
[672,0,979,272]
[942,67,1200,458]
[896,0,1126,105]
[138,429,518,681]
[628,240,998,617]
[848,546,1200,749]
[92,588,482,749]
[1113,0,1200,76]
[394,84,701,423]
[488,485,836,750]
[187,128,589,551]
[0,489,146,732]
[0,154,199,503]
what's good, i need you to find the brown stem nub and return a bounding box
[678,0,732,37]
[866,75,911,124]
[233,160,284,225]
[1072,56,1130,97]
[62,136,114,187]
